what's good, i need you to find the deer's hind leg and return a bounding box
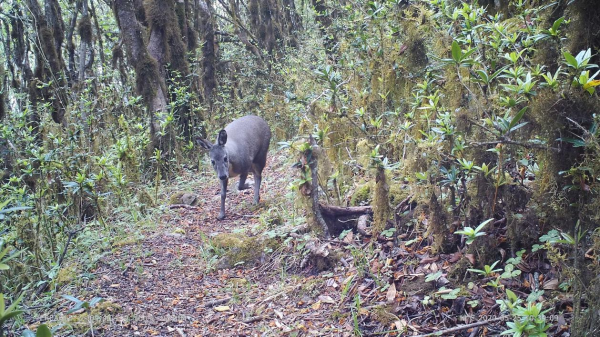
[238,172,251,190]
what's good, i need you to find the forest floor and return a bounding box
[35,150,572,336]
[66,150,361,336]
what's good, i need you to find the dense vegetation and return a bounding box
[1,0,600,335]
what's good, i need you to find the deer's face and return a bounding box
[209,145,229,181]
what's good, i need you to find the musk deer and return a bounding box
[196,115,271,220]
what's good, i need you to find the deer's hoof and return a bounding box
[217,213,225,220]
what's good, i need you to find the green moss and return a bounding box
[135,54,160,104]
[425,192,453,254]
[350,181,372,206]
[62,300,122,334]
[372,167,390,237]
[212,233,245,249]
[137,189,155,208]
[355,139,372,169]
[78,16,93,44]
[0,62,5,120]
[56,265,77,286]
[372,305,398,326]
[167,191,197,205]
[213,233,280,269]
[388,181,410,207]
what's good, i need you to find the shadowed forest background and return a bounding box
[1,0,600,335]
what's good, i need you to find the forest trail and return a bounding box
[86,151,349,336]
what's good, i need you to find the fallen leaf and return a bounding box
[326,278,338,288]
[394,319,407,331]
[110,284,120,288]
[465,253,475,265]
[448,251,462,263]
[343,231,354,243]
[214,306,230,312]
[318,295,335,304]
[543,278,559,290]
[386,283,397,303]
[311,301,321,310]
[421,256,439,264]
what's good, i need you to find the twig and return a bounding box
[168,204,200,210]
[259,284,303,304]
[202,297,232,308]
[471,139,561,152]
[413,315,509,337]
[242,315,266,324]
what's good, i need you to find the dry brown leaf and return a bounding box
[448,251,462,263]
[386,283,397,303]
[110,283,120,288]
[465,253,475,265]
[343,231,354,243]
[543,278,559,290]
[311,301,321,310]
[421,256,439,264]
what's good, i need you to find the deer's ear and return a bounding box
[217,130,227,146]
[196,137,213,150]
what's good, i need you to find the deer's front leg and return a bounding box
[218,178,228,220]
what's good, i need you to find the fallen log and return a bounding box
[318,203,373,217]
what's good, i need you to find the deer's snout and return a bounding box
[219,174,227,181]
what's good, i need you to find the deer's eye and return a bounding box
[224,156,228,162]
[211,160,215,165]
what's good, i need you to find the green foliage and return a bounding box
[455,218,493,245]
[0,292,24,337]
[498,290,551,337]
[468,260,502,277]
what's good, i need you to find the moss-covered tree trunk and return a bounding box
[311,0,337,61]
[114,0,192,157]
[78,0,91,83]
[26,0,69,127]
[66,0,82,82]
[372,166,390,237]
[0,62,5,120]
[197,0,217,108]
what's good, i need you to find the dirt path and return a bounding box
[85,151,351,336]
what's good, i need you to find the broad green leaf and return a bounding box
[563,51,577,68]
[61,294,82,304]
[0,310,25,326]
[451,40,461,63]
[475,218,494,233]
[509,107,527,131]
[36,324,53,337]
[509,122,529,133]
[6,292,24,314]
[0,206,33,214]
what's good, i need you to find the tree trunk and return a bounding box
[78,0,90,83]
[311,0,337,61]
[27,0,69,126]
[66,0,82,83]
[198,0,217,107]
[90,0,106,66]
[113,0,167,150]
